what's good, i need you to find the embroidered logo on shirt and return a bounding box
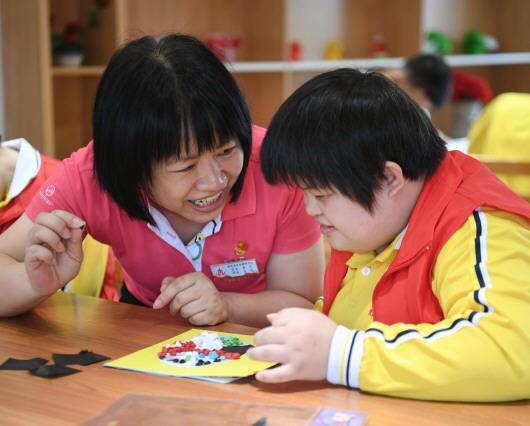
[44,184,56,197]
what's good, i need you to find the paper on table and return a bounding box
[104,328,275,382]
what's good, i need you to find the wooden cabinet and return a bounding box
[1,0,529,158]
[2,0,288,157]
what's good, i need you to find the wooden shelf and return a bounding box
[446,52,530,67]
[52,65,107,77]
[3,0,530,158]
[53,53,530,79]
[230,52,530,73]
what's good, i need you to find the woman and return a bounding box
[0,34,323,327]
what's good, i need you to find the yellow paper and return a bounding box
[104,329,274,379]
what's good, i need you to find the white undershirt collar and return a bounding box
[1,138,41,199]
[147,203,223,272]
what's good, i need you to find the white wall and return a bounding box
[287,0,463,60]
[286,0,344,60]
[422,0,466,40]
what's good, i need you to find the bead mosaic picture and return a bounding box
[105,329,274,383]
[158,331,253,367]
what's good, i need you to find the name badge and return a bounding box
[210,259,259,279]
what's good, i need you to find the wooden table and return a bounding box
[0,292,528,425]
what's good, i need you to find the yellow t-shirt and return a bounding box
[322,232,402,329]
[325,208,530,401]
[468,93,530,197]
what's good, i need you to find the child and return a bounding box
[0,138,119,300]
[0,34,323,327]
[384,53,453,113]
[384,53,453,141]
[249,69,530,401]
[0,138,58,234]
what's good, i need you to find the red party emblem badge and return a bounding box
[234,240,248,257]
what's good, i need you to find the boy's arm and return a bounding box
[327,209,530,401]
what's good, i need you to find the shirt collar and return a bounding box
[1,138,41,200]
[392,152,458,266]
[346,226,407,269]
[143,153,258,261]
[394,225,408,249]
[146,203,222,271]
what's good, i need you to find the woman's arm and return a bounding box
[224,237,324,327]
[154,238,325,328]
[0,212,85,317]
[0,214,46,316]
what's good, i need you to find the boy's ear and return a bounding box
[382,161,405,197]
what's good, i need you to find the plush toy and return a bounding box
[461,29,499,54]
[324,40,344,60]
[371,35,389,57]
[288,40,303,61]
[424,31,454,55]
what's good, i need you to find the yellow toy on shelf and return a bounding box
[324,40,344,60]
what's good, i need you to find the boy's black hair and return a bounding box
[93,34,252,225]
[405,53,452,108]
[260,68,447,211]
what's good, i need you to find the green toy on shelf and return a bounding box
[424,31,454,55]
[461,29,499,54]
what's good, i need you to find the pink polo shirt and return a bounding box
[26,126,320,305]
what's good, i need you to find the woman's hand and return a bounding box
[153,272,230,325]
[25,210,85,296]
[248,307,337,383]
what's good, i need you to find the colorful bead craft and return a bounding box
[158,331,251,367]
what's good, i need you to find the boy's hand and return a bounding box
[153,272,230,325]
[248,308,337,383]
[25,210,85,296]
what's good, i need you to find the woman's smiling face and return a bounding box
[148,140,244,233]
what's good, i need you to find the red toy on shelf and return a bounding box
[371,35,389,57]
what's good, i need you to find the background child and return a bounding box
[249,68,530,402]
[384,53,453,114]
[0,138,120,299]
[384,53,453,141]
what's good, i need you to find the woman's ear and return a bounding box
[382,161,405,197]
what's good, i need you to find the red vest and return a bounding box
[323,151,530,324]
[0,155,59,233]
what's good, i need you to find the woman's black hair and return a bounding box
[260,68,447,212]
[93,34,252,225]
